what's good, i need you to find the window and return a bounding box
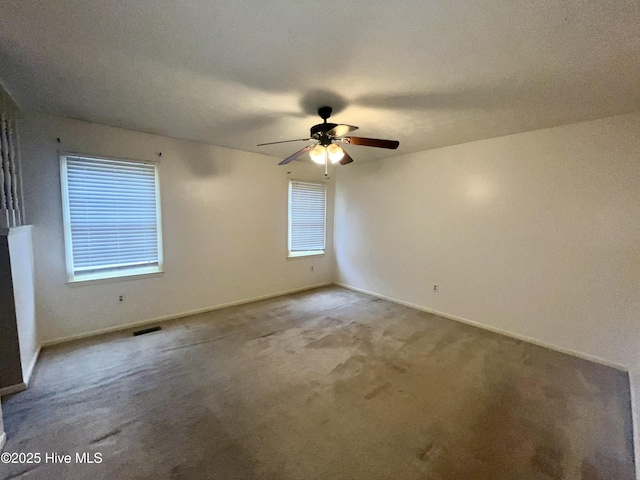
[60,154,163,282]
[288,180,326,257]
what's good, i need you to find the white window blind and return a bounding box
[61,154,162,281]
[289,181,326,256]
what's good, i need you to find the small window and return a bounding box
[288,180,326,257]
[60,154,163,282]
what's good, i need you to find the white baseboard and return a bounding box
[0,432,6,451]
[23,346,41,387]
[335,282,627,372]
[0,382,26,397]
[42,282,333,347]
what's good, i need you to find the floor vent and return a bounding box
[133,326,162,336]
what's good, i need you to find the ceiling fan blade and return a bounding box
[257,138,311,146]
[326,124,359,137]
[339,150,354,165]
[278,144,313,165]
[340,136,399,149]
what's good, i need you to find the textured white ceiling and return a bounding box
[1,0,639,162]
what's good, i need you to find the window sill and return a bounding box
[66,267,164,287]
[288,250,325,259]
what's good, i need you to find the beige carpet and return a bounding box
[1,286,635,479]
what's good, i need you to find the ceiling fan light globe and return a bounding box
[327,144,345,164]
[309,145,326,164]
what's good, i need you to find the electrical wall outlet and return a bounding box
[119,295,125,302]
[433,285,439,292]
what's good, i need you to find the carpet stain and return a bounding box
[418,442,437,461]
[581,453,630,480]
[162,330,242,351]
[90,428,121,444]
[364,382,391,400]
[390,363,407,374]
[532,445,564,479]
[259,330,281,338]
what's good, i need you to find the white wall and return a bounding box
[336,112,640,368]
[334,112,640,470]
[8,226,39,384]
[20,112,334,344]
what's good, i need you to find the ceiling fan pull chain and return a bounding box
[324,151,328,176]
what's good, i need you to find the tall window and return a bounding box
[288,180,326,257]
[60,154,163,282]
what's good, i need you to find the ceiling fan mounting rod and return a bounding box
[317,106,332,122]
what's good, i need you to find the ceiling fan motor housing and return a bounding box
[310,122,338,145]
[311,106,337,145]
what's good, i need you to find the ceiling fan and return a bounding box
[257,106,399,172]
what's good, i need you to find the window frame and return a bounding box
[60,152,164,283]
[287,180,326,258]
